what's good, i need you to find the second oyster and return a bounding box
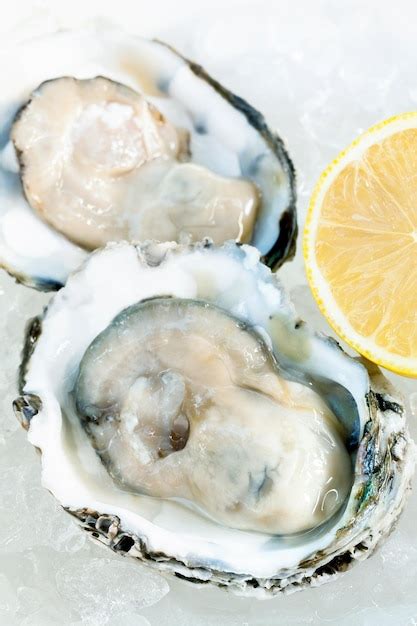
[0,26,295,289]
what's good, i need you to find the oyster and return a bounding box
[0,25,295,290]
[14,241,415,596]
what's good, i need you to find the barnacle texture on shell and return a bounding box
[0,25,296,290]
[14,241,415,597]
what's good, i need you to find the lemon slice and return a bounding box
[304,113,417,377]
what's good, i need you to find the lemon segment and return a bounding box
[304,113,417,377]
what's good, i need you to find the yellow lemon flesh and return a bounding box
[304,113,417,377]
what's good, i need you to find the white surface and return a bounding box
[1,0,417,624]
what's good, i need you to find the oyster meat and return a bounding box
[75,297,352,535]
[12,77,259,250]
[0,25,295,290]
[14,241,415,596]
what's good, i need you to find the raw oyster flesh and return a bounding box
[12,77,259,250]
[75,297,352,535]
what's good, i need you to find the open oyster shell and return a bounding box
[0,25,295,291]
[14,241,415,597]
